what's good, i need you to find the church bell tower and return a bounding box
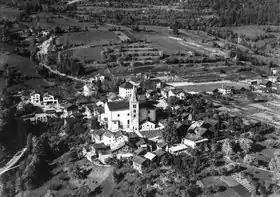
[129,86,139,132]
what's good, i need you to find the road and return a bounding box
[39,63,89,84]
[0,148,27,176]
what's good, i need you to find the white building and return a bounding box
[103,86,156,132]
[218,87,232,95]
[182,138,208,149]
[140,120,156,131]
[167,144,188,155]
[89,74,105,83]
[83,83,96,97]
[42,94,58,105]
[119,81,134,98]
[30,92,41,105]
[95,130,128,151]
[168,89,186,100]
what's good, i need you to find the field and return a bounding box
[201,176,250,197]
[222,25,280,41]
[56,30,117,45]
[172,81,249,93]
[0,7,21,19]
[69,46,104,62]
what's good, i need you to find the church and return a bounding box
[102,86,157,132]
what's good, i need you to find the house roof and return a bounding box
[127,132,139,138]
[136,138,146,146]
[107,100,157,111]
[114,130,125,138]
[93,129,107,137]
[144,152,157,161]
[154,149,166,157]
[157,142,167,148]
[103,130,114,138]
[170,89,184,95]
[140,120,155,126]
[132,156,147,164]
[119,81,134,89]
[93,143,108,150]
[135,147,147,155]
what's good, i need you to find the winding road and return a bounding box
[0,148,27,176]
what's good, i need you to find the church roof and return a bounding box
[107,101,129,111]
[120,81,134,89]
[107,100,157,111]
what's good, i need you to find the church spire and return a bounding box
[130,85,137,101]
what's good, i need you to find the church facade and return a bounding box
[103,87,156,132]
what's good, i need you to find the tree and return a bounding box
[243,154,255,165]
[269,158,280,172]
[222,139,234,156]
[163,121,179,145]
[239,138,253,154]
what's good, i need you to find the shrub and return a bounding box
[49,182,62,190]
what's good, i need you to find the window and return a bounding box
[147,117,150,121]
[127,113,130,116]
[133,104,136,108]
[134,115,136,118]
[133,110,136,113]
[117,114,120,117]
[127,120,130,128]
[147,110,150,114]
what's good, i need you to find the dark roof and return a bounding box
[103,130,114,138]
[107,100,158,111]
[114,130,125,138]
[136,138,146,146]
[93,129,107,137]
[93,143,108,150]
[107,101,129,111]
[127,132,139,138]
[65,104,78,111]
[171,89,184,95]
[132,156,147,164]
[120,81,134,89]
[157,142,167,148]
[154,149,166,157]
[135,147,147,155]
[139,100,158,109]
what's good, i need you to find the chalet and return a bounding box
[156,142,167,150]
[136,138,147,148]
[92,143,109,156]
[132,156,148,173]
[119,81,134,98]
[182,135,208,149]
[140,120,156,131]
[42,93,58,105]
[168,89,186,100]
[154,149,166,163]
[135,147,147,156]
[30,92,41,105]
[167,144,189,155]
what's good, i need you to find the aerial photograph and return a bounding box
[0,0,280,196]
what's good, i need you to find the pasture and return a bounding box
[57,30,116,45]
[71,46,103,62]
[174,81,249,93]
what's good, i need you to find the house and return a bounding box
[63,104,79,117]
[182,135,208,149]
[34,113,50,123]
[119,81,134,98]
[144,152,157,162]
[168,89,186,100]
[42,93,58,105]
[135,147,147,156]
[93,73,105,82]
[92,143,109,156]
[140,120,156,131]
[132,156,148,173]
[156,142,167,150]
[161,86,175,99]
[268,75,278,83]
[218,87,232,95]
[83,83,96,97]
[94,130,128,151]
[98,150,113,164]
[167,144,189,155]
[102,87,157,132]
[30,92,41,105]
[154,149,166,163]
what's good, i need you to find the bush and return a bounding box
[59,173,70,181]
[49,181,62,190]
